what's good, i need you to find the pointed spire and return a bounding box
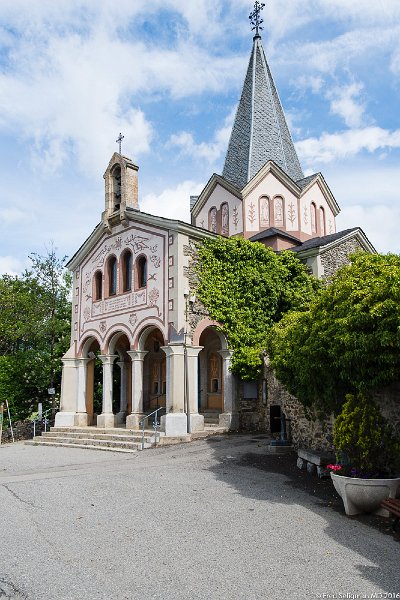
[222,28,304,189]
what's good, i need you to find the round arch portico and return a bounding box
[193,320,239,431]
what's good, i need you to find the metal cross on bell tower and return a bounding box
[249,1,266,37]
[116,132,124,155]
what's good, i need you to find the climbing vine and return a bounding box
[195,237,319,380]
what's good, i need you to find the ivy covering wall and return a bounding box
[195,237,319,380]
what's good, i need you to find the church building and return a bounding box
[55,7,374,438]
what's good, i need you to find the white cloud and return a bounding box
[296,127,400,167]
[168,108,235,164]
[141,180,203,223]
[0,255,25,276]
[339,204,400,254]
[327,82,366,128]
[0,3,245,178]
[0,207,30,224]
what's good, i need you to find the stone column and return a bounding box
[126,351,148,429]
[75,357,90,427]
[218,349,239,430]
[186,346,204,432]
[115,361,128,425]
[160,344,187,436]
[97,354,117,428]
[55,357,79,427]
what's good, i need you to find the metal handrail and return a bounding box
[33,409,53,437]
[139,406,165,450]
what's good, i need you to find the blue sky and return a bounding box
[1,0,400,274]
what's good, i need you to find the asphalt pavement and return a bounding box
[0,434,398,600]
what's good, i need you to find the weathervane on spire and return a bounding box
[116,132,124,155]
[249,1,265,37]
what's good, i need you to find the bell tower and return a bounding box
[102,152,140,225]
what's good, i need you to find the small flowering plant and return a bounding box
[327,464,364,478]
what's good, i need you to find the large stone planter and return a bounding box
[331,473,400,516]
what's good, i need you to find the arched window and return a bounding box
[311,203,317,233]
[209,207,217,233]
[112,165,122,212]
[93,271,103,301]
[107,256,117,296]
[136,256,147,289]
[319,207,326,236]
[121,250,133,293]
[274,197,284,227]
[259,196,270,227]
[221,203,229,236]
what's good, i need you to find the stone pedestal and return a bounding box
[126,413,145,429]
[126,350,148,430]
[160,345,187,436]
[161,413,188,437]
[115,360,128,425]
[98,354,117,429]
[218,350,239,430]
[186,346,204,433]
[55,412,77,427]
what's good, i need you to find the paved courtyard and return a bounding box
[0,434,399,600]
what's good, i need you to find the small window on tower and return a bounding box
[112,165,122,212]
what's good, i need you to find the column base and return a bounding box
[188,413,204,433]
[115,411,127,426]
[54,412,76,427]
[125,413,145,430]
[219,412,239,430]
[97,413,116,428]
[161,413,188,436]
[74,413,89,427]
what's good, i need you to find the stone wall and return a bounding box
[264,363,334,451]
[370,382,400,437]
[183,240,211,336]
[0,419,52,444]
[321,238,363,280]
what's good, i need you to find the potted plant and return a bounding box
[328,393,400,516]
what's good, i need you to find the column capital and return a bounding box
[185,345,203,358]
[161,344,185,358]
[127,350,148,362]
[218,349,234,360]
[61,357,85,368]
[99,354,118,366]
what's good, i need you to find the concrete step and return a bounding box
[40,431,154,443]
[25,440,138,454]
[49,426,160,436]
[27,435,148,451]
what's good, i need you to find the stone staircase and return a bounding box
[25,423,227,453]
[26,427,163,453]
[202,411,221,426]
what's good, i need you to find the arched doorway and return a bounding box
[198,328,224,416]
[108,333,132,426]
[140,328,166,413]
[81,337,102,426]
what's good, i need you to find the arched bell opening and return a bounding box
[198,328,224,417]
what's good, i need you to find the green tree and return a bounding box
[195,237,319,380]
[267,253,400,414]
[0,248,71,420]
